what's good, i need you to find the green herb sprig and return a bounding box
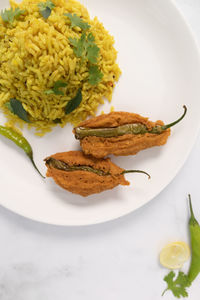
[69,32,100,64]
[162,272,190,298]
[38,1,55,19]
[45,81,67,96]
[64,13,90,30]
[0,7,25,24]
[69,32,103,85]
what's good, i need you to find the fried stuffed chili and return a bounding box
[45,151,150,197]
[73,106,187,158]
[0,125,44,178]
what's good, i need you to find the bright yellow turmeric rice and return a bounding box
[0,0,121,135]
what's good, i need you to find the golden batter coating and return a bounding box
[45,151,129,197]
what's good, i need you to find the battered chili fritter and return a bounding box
[45,151,150,197]
[73,107,187,158]
[45,151,129,197]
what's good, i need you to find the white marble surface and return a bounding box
[1,0,200,299]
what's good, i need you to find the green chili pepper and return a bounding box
[46,157,151,179]
[74,106,187,140]
[0,125,45,178]
[187,194,200,283]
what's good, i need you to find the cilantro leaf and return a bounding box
[87,44,100,64]
[38,1,55,19]
[65,89,82,114]
[69,33,100,64]
[68,37,78,48]
[45,80,67,96]
[87,32,95,42]
[162,271,191,298]
[88,65,103,85]
[1,8,25,24]
[7,99,30,123]
[73,33,86,58]
[64,13,90,30]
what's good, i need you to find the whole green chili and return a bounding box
[0,126,45,178]
[187,194,200,283]
[46,157,151,179]
[74,106,187,140]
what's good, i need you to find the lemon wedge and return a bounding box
[160,241,190,269]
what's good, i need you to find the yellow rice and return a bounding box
[0,0,121,135]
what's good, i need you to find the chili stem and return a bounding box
[122,170,151,179]
[162,105,187,130]
[188,194,195,219]
[30,157,45,179]
[188,194,199,226]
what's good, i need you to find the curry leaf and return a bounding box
[40,7,51,19]
[9,99,30,123]
[65,89,82,115]
[38,1,55,19]
[64,13,90,30]
[1,8,25,24]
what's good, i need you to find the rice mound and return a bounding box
[0,0,121,135]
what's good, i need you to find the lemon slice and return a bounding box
[160,241,190,269]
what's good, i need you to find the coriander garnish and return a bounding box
[69,32,100,64]
[89,65,103,86]
[64,13,90,30]
[0,8,25,24]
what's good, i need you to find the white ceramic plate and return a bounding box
[0,0,200,226]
